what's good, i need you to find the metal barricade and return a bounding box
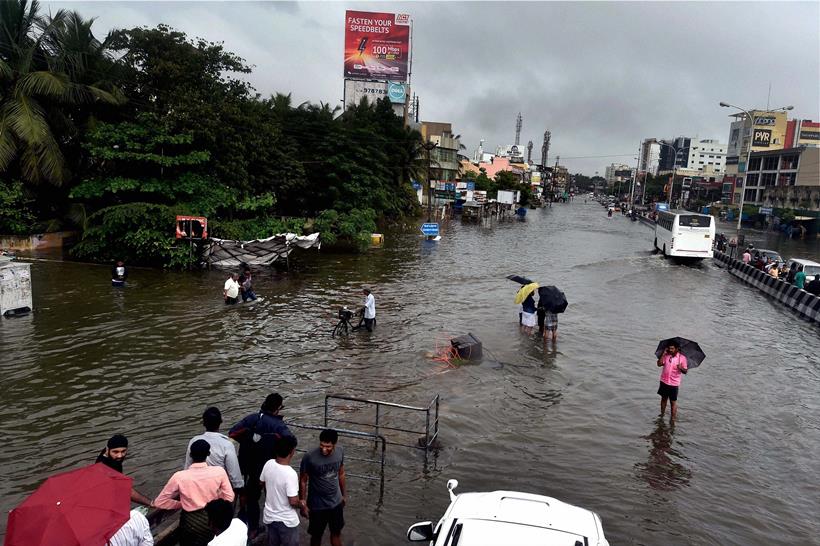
[323,394,440,459]
[286,423,386,499]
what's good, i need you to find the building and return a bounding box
[685,139,727,175]
[605,163,633,185]
[640,139,661,175]
[785,119,820,148]
[421,121,462,182]
[657,137,691,172]
[740,147,820,208]
[724,110,790,203]
[495,144,526,163]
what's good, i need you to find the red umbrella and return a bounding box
[4,463,133,546]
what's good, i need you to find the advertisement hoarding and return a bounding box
[752,129,772,147]
[344,80,408,117]
[344,11,410,82]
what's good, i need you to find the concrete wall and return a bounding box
[0,231,77,251]
[714,251,820,324]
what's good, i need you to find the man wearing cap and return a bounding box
[185,407,244,492]
[155,440,235,546]
[96,434,153,507]
[229,393,293,539]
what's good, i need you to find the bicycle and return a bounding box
[332,307,356,337]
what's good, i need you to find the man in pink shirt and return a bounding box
[155,439,235,546]
[656,341,688,423]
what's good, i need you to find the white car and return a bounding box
[407,480,610,546]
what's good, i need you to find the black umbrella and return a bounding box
[506,275,534,285]
[537,286,568,313]
[654,337,706,369]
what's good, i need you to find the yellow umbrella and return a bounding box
[514,282,539,305]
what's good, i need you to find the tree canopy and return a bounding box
[0,2,423,265]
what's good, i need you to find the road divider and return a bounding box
[714,251,820,324]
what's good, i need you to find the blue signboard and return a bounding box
[656,202,669,211]
[759,206,773,216]
[420,223,440,237]
[444,182,455,191]
[466,182,475,191]
[387,82,406,104]
[412,181,422,190]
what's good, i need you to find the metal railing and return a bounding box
[323,394,440,458]
[286,422,386,499]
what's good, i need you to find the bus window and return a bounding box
[678,215,711,227]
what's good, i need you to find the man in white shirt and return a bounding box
[108,509,153,546]
[260,435,303,546]
[184,407,244,492]
[224,273,240,305]
[206,499,248,546]
[362,288,376,332]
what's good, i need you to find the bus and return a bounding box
[654,210,715,259]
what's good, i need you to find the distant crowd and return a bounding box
[101,393,346,546]
[741,246,820,295]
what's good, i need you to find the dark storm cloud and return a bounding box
[49,1,819,174]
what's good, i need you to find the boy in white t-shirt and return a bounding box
[260,435,304,546]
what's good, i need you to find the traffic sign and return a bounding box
[759,207,773,215]
[420,223,440,237]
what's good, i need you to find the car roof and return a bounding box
[446,491,599,536]
[444,518,585,544]
[788,258,820,266]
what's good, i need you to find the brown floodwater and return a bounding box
[2,202,819,545]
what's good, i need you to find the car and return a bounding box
[754,249,785,266]
[786,258,820,278]
[406,480,610,546]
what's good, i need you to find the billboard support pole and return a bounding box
[423,141,438,222]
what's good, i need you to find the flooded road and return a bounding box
[2,203,819,545]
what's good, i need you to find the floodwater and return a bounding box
[2,202,819,545]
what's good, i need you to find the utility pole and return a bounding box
[541,130,551,168]
[526,140,533,164]
[423,140,438,222]
[515,112,522,145]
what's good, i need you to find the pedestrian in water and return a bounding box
[520,292,537,334]
[300,429,346,546]
[111,260,128,287]
[224,272,240,305]
[229,393,293,540]
[656,341,688,423]
[795,266,807,290]
[206,499,248,546]
[362,288,376,332]
[96,434,154,507]
[185,407,244,493]
[154,439,234,546]
[543,309,558,342]
[260,435,303,546]
[239,267,257,302]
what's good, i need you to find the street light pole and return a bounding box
[719,101,793,233]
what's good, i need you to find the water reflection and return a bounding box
[635,418,692,491]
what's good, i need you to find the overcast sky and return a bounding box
[47,1,820,175]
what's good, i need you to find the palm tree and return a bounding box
[0,0,120,185]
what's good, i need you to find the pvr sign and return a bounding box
[753,129,772,147]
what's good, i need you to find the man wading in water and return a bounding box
[657,341,688,423]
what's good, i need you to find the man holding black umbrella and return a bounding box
[657,341,688,422]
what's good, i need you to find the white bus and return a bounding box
[654,210,715,259]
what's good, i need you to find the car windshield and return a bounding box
[445,519,586,545]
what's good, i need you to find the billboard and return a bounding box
[752,129,772,147]
[344,11,410,82]
[343,79,408,117]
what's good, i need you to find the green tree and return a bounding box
[0,0,120,185]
